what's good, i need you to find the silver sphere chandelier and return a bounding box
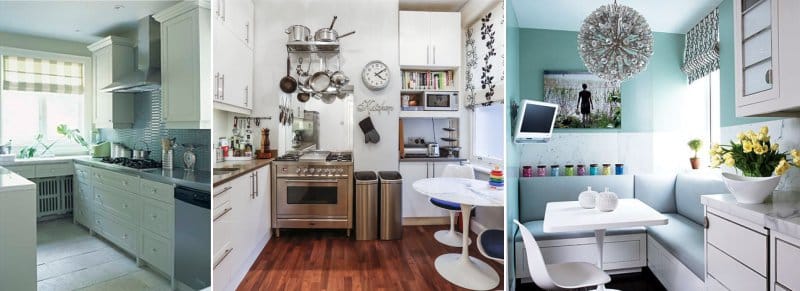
[578,0,654,83]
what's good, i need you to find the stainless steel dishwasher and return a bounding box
[174,186,211,290]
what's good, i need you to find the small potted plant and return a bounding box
[687,138,702,169]
[710,126,800,204]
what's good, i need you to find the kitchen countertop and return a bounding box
[0,166,36,193]
[702,192,800,240]
[213,158,274,186]
[400,157,467,162]
[73,158,211,191]
[0,155,91,166]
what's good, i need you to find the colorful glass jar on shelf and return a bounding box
[522,166,533,177]
[589,164,599,175]
[550,165,560,176]
[602,164,612,175]
[564,165,575,176]
[577,164,586,176]
[615,164,624,175]
[536,165,547,177]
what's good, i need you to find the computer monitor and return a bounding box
[513,100,559,143]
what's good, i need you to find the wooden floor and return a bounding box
[36,218,171,291]
[238,225,504,291]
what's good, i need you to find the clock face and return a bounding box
[362,60,389,90]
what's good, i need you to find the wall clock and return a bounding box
[361,60,389,90]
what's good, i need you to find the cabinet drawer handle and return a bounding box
[214,186,232,197]
[214,73,220,99]
[704,216,709,229]
[245,23,250,43]
[152,248,158,253]
[213,248,233,269]
[151,214,158,220]
[765,69,773,84]
[214,207,233,222]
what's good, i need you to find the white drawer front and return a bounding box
[141,232,173,276]
[4,165,35,178]
[74,203,93,229]
[212,242,233,291]
[35,162,73,178]
[213,182,234,205]
[141,199,173,238]
[776,239,800,290]
[95,210,139,254]
[76,182,93,202]
[706,275,728,291]
[707,244,766,291]
[93,167,140,193]
[213,201,233,254]
[140,179,174,204]
[94,185,141,223]
[707,212,767,275]
[775,283,790,291]
[74,164,93,182]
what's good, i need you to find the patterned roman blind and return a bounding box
[2,55,84,94]
[682,8,719,83]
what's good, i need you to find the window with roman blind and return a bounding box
[0,53,90,155]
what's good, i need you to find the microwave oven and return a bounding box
[424,91,458,111]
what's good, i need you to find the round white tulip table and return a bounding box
[412,177,504,291]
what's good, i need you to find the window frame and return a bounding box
[470,102,504,168]
[0,46,93,155]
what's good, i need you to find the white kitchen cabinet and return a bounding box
[399,11,461,68]
[213,14,253,114]
[154,2,212,129]
[214,0,253,49]
[87,36,135,129]
[213,165,271,291]
[704,208,769,291]
[398,161,461,218]
[772,232,800,291]
[734,0,800,117]
[0,173,36,291]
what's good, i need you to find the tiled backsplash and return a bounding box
[98,91,210,171]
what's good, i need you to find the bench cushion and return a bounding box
[519,175,635,221]
[514,220,646,242]
[647,213,704,278]
[675,172,728,225]
[634,174,677,213]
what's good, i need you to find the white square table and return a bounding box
[543,199,668,291]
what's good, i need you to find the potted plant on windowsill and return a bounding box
[688,138,702,169]
[17,124,89,159]
[710,126,800,204]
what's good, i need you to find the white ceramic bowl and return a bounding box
[721,172,781,204]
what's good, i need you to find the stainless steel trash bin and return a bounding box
[354,171,378,240]
[378,171,403,240]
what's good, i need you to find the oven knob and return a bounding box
[301,168,309,175]
[337,168,344,175]
[295,168,302,174]
[325,169,333,176]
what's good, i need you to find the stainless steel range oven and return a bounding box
[272,151,353,236]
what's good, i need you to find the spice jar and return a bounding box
[564,165,575,176]
[536,165,547,177]
[522,166,533,177]
[589,164,599,175]
[615,164,624,175]
[550,165,560,176]
[602,164,612,175]
[577,164,586,176]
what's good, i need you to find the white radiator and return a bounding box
[31,176,73,219]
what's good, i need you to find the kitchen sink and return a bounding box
[213,168,240,175]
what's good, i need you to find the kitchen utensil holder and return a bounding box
[162,149,173,170]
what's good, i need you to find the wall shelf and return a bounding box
[286,41,340,53]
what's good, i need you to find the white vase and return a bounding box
[596,187,618,212]
[578,186,598,209]
[721,172,780,204]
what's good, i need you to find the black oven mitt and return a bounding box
[358,116,380,144]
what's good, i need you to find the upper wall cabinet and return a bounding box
[87,36,135,129]
[735,0,800,117]
[214,0,253,49]
[154,1,212,129]
[212,0,254,115]
[399,11,461,68]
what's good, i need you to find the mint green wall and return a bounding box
[518,29,687,132]
[0,31,90,56]
[718,0,774,127]
[505,0,520,288]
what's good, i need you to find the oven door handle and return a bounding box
[283,179,341,183]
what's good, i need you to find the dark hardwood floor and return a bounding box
[516,267,666,291]
[237,225,503,291]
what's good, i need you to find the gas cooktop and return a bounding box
[101,157,162,169]
[274,151,352,162]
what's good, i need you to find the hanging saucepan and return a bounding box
[297,91,311,103]
[330,56,349,88]
[309,57,331,92]
[314,16,338,42]
[321,92,336,104]
[285,25,311,42]
[279,56,297,93]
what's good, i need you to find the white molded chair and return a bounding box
[477,229,504,263]
[513,220,610,290]
[430,164,475,247]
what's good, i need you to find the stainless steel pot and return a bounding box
[133,141,151,160]
[285,25,311,42]
[426,143,440,158]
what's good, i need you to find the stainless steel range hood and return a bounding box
[101,17,161,93]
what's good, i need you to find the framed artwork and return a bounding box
[543,71,621,129]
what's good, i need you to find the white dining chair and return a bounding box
[477,228,504,263]
[429,164,475,247]
[513,220,611,290]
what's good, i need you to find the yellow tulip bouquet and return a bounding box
[710,126,800,177]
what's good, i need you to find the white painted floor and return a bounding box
[36,218,171,291]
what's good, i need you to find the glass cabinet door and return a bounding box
[741,0,773,96]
